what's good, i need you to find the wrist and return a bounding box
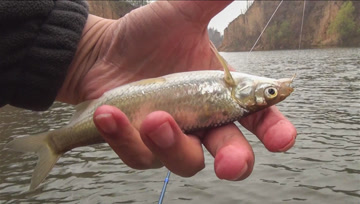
[57,15,115,104]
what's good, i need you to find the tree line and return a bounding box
[327,1,360,46]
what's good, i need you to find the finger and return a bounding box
[140,111,205,177]
[94,105,162,169]
[239,106,297,152]
[202,123,254,181]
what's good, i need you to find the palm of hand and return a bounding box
[61,1,228,104]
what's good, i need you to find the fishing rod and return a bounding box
[158,170,171,204]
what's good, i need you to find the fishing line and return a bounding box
[299,0,306,49]
[296,0,307,76]
[249,0,284,53]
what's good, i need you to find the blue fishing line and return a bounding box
[158,171,171,204]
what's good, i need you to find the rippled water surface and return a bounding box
[1,48,359,203]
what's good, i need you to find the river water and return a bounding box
[0,48,359,203]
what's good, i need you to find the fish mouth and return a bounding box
[278,74,295,98]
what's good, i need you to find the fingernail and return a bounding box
[148,122,175,148]
[94,113,117,135]
[235,163,248,180]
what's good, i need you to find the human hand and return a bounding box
[58,1,297,180]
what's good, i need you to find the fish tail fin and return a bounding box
[6,131,62,191]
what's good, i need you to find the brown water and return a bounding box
[1,48,359,203]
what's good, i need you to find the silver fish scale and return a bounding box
[51,71,256,152]
[101,71,246,132]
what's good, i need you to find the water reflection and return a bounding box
[0,48,359,203]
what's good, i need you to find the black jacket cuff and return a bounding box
[0,0,88,110]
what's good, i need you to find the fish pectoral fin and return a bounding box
[231,88,255,109]
[210,41,236,87]
[6,131,61,191]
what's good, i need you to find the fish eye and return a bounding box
[265,87,278,99]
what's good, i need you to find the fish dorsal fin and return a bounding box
[69,99,97,125]
[132,77,166,86]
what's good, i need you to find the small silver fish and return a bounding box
[6,70,294,190]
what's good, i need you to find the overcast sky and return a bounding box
[208,1,250,34]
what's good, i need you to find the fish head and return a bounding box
[233,74,294,110]
[253,75,294,107]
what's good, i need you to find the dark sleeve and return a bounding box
[0,0,88,111]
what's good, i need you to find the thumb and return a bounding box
[167,1,233,24]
